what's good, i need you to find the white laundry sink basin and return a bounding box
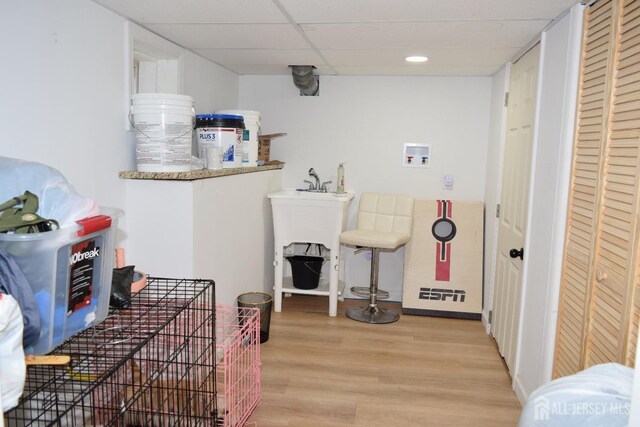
[268,189,354,201]
[268,189,355,316]
[268,189,354,246]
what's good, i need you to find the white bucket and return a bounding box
[196,127,243,169]
[217,110,261,167]
[196,114,245,169]
[196,128,223,170]
[219,127,243,169]
[131,93,195,173]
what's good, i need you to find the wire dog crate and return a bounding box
[214,304,261,427]
[3,277,261,426]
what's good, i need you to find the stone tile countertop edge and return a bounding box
[119,163,284,181]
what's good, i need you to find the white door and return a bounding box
[492,44,540,373]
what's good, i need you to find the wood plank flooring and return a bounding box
[246,295,521,426]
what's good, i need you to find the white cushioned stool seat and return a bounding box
[340,192,414,324]
[340,229,409,249]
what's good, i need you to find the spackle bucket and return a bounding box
[130,93,195,172]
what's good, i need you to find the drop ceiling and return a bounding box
[92,0,579,76]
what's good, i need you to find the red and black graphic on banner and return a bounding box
[68,238,100,315]
[432,200,456,282]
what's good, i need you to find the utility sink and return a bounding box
[267,189,355,316]
[268,189,354,201]
[268,190,354,245]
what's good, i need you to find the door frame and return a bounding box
[510,39,544,394]
[483,4,584,403]
[490,41,541,373]
[511,5,584,404]
[482,64,510,335]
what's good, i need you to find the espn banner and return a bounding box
[402,200,483,319]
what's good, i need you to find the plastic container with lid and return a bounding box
[0,207,123,354]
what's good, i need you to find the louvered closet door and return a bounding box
[616,0,640,366]
[554,0,616,378]
[587,0,640,367]
[554,0,640,378]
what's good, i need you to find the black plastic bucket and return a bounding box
[287,255,323,289]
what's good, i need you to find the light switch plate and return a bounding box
[444,175,454,189]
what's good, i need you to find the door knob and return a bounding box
[509,248,524,260]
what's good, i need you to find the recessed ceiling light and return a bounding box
[405,55,428,63]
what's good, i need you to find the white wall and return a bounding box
[0,0,128,209]
[183,51,239,114]
[241,76,490,200]
[193,172,282,306]
[482,65,509,332]
[240,75,491,299]
[0,0,238,214]
[513,5,583,403]
[123,170,281,307]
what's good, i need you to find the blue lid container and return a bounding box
[195,114,245,128]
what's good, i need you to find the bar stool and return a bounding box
[340,193,414,324]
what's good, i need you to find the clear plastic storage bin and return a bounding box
[0,207,123,354]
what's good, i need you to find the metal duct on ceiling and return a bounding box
[289,65,319,96]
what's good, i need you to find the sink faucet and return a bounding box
[308,168,321,190]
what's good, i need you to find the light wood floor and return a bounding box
[246,295,522,426]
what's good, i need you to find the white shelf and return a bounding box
[279,277,345,297]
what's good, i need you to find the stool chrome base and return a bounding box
[346,305,400,324]
[350,286,390,299]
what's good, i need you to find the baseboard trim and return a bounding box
[482,311,491,334]
[513,375,528,406]
[402,307,482,320]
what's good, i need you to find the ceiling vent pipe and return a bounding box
[289,65,319,96]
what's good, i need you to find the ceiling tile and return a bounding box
[302,20,549,50]
[221,64,335,75]
[278,0,578,23]
[332,65,501,76]
[146,24,309,49]
[322,48,519,67]
[195,48,322,66]
[225,65,291,75]
[91,0,579,77]
[195,49,325,75]
[93,0,288,23]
